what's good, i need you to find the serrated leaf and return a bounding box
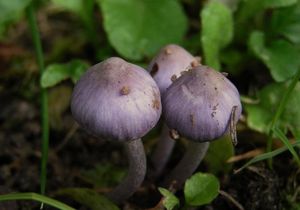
[184,172,220,206]
[204,136,234,174]
[41,59,88,88]
[158,188,180,210]
[57,188,119,210]
[249,31,299,81]
[271,2,300,44]
[97,0,187,60]
[80,163,126,188]
[201,1,233,70]
[245,81,300,138]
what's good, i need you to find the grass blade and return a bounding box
[266,68,300,157]
[235,141,300,173]
[0,193,75,210]
[272,127,300,166]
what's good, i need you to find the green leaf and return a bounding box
[204,136,234,174]
[51,0,83,13]
[248,31,300,81]
[245,105,272,134]
[235,0,296,32]
[245,81,300,138]
[50,0,94,26]
[41,64,69,88]
[97,0,187,60]
[201,1,233,70]
[271,2,300,44]
[184,172,220,206]
[235,141,300,173]
[41,59,88,88]
[0,192,75,210]
[158,188,180,210]
[80,163,126,188]
[264,0,297,8]
[57,188,119,210]
[0,0,31,36]
[68,60,89,83]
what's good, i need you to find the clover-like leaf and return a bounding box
[184,172,220,206]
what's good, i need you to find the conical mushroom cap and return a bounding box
[148,44,199,95]
[71,57,162,142]
[163,66,242,142]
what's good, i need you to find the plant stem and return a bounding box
[266,68,300,166]
[149,124,175,179]
[106,139,146,204]
[163,141,209,189]
[26,4,49,196]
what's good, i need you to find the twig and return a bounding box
[227,148,264,163]
[219,190,245,210]
[54,123,79,152]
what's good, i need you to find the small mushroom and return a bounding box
[147,44,200,178]
[71,57,162,204]
[162,65,242,188]
[148,44,200,95]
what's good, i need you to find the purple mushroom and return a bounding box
[147,44,200,179]
[71,57,162,204]
[162,65,242,189]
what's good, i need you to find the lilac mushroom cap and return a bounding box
[71,57,162,142]
[148,44,199,95]
[163,65,242,142]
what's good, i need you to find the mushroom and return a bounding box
[162,65,242,189]
[147,44,200,178]
[71,57,162,204]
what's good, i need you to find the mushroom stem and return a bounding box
[150,124,176,179]
[163,141,210,189]
[107,138,146,204]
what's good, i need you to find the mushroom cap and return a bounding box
[163,66,242,142]
[71,57,162,142]
[148,44,199,95]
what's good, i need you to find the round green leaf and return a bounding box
[98,0,187,60]
[248,31,300,82]
[245,81,300,139]
[184,172,220,206]
[41,59,88,88]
